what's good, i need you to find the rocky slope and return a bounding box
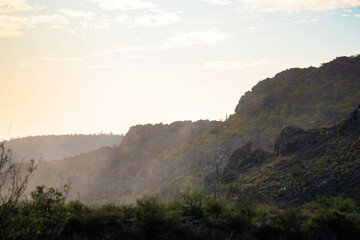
[23,55,360,205]
[206,119,360,207]
[140,55,360,201]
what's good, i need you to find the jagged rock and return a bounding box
[275,126,306,155]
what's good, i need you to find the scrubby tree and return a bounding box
[0,142,37,220]
[180,188,207,218]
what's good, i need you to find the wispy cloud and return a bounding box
[166,30,229,46]
[126,54,145,59]
[87,65,113,69]
[93,29,230,55]
[292,18,319,24]
[203,59,271,70]
[200,0,233,5]
[0,0,45,13]
[88,0,156,11]
[111,61,140,67]
[115,10,180,27]
[42,57,85,62]
[81,17,111,30]
[0,14,67,38]
[239,0,360,12]
[58,9,96,18]
[355,14,360,17]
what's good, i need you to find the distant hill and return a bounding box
[4,134,123,162]
[24,55,360,205]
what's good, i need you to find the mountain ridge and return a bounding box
[22,55,360,205]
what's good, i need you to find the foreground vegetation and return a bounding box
[1,187,359,240]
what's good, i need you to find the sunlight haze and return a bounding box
[1,0,360,139]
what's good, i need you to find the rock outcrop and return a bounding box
[274,126,306,155]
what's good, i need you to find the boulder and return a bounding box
[221,142,252,183]
[275,126,306,155]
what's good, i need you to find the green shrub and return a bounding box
[179,189,207,218]
[205,197,233,219]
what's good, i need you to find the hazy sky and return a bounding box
[1,0,360,140]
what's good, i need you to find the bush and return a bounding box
[205,197,233,219]
[179,189,207,218]
[3,186,68,240]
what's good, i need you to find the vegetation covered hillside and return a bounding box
[134,55,360,201]
[20,55,360,205]
[4,134,123,162]
[206,118,360,207]
[26,120,218,203]
[215,55,360,148]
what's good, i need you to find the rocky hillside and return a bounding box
[5,134,123,162]
[205,118,360,207]
[136,55,360,201]
[23,55,360,205]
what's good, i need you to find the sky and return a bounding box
[0,0,360,140]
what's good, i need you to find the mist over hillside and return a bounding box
[24,55,360,205]
[4,134,123,163]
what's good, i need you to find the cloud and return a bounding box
[81,17,111,30]
[239,0,360,12]
[87,65,113,69]
[58,9,96,18]
[200,0,233,5]
[355,14,360,17]
[0,15,31,38]
[203,59,271,70]
[30,15,68,25]
[292,18,319,23]
[115,10,180,27]
[0,0,45,13]
[131,11,179,27]
[42,57,85,62]
[0,14,67,38]
[88,0,156,11]
[126,54,145,59]
[111,61,140,67]
[93,30,230,55]
[166,30,229,46]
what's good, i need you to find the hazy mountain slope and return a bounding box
[26,120,218,203]
[4,134,123,162]
[24,55,360,205]
[139,55,360,201]
[25,146,117,202]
